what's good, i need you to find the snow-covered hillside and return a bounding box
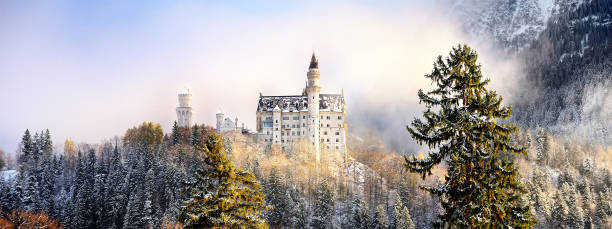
[452,0,577,53]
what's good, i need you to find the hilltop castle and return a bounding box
[256,53,347,159]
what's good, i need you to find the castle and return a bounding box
[174,53,348,159]
[256,53,347,159]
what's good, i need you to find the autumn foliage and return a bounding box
[0,208,61,229]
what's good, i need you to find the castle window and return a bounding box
[302,123,305,127]
[275,120,278,123]
[324,131,327,135]
[336,146,339,149]
[335,132,339,135]
[303,115,306,119]
[283,117,289,120]
[275,128,278,131]
[336,138,339,142]
[338,116,342,120]
[327,124,330,127]
[321,116,323,119]
[266,131,270,135]
[263,122,272,127]
[327,116,330,120]
[327,146,330,149]
[327,139,330,142]
[265,117,272,121]
[293,116,299,120]
[338,124,342,127]
[292,124,296,128]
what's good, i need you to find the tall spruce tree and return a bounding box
[179,134,268,229]
[264,166,287,227]
[372,204,389,229]
[350,196,369,229]
[404,45,536,227]
[171,121,181,146]
[19,129,34,169]
[310,179,334,229]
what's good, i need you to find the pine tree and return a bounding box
[372,204,388,229]
[171,121,181,146]
[179,134,268,228]
[143,168,156,227]
[94,150,110,228]
[392,195,414,229]
[350,196,369,229]
[398,207,415,229]
[265,167,287,227]
[42,129,53,157]
[404,45,536,227]
[311,179,334,229]
[20,172,40,211]
[190,124,202,147]
[39,155,56,216]
[105,144,126,229]
[74,149,97,229]
[552,190,570,228]
[293,190,309,229]
[19,129,34,168]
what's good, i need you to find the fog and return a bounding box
[0,1,523,155]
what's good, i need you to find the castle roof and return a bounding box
[257,94,345,112]
[309,52,319,69]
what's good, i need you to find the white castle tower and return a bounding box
[176,88,193,127]
[306,53,321,162]
[216,109,224,133]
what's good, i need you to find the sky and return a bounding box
[0,0,520,155]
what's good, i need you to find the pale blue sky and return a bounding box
[0,0,513,155]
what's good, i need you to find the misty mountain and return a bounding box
[456,0,612,144]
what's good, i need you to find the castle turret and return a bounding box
[216,109,224,133]
[176,88,193,127]
[306,52,321,162]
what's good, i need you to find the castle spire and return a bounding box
[309,52,319,69]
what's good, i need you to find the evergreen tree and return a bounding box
[397,207,415,229]
[105,144,126,229]
[171,121,181,146]
[293,190,309,229]
[20,172,40,211]
[392,195,414,229]
[123,158,147,229]
[404,45,536,227]
[372,204,389,229]
[42,129,53,157]
[311,179,334,229]
[39,155,56,216]
[190,124,202,147]
[265,167,287,227]
[94,150,110,228]
[350,196,369,229]
[19,129,34,168]
[74,149,97,229]
[143,168,156,227]
[179,134,268,229]
[552,190,570,228]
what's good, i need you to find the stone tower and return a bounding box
[216,110,224,133]
[176,88,193,127]
[306,52,321,162]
